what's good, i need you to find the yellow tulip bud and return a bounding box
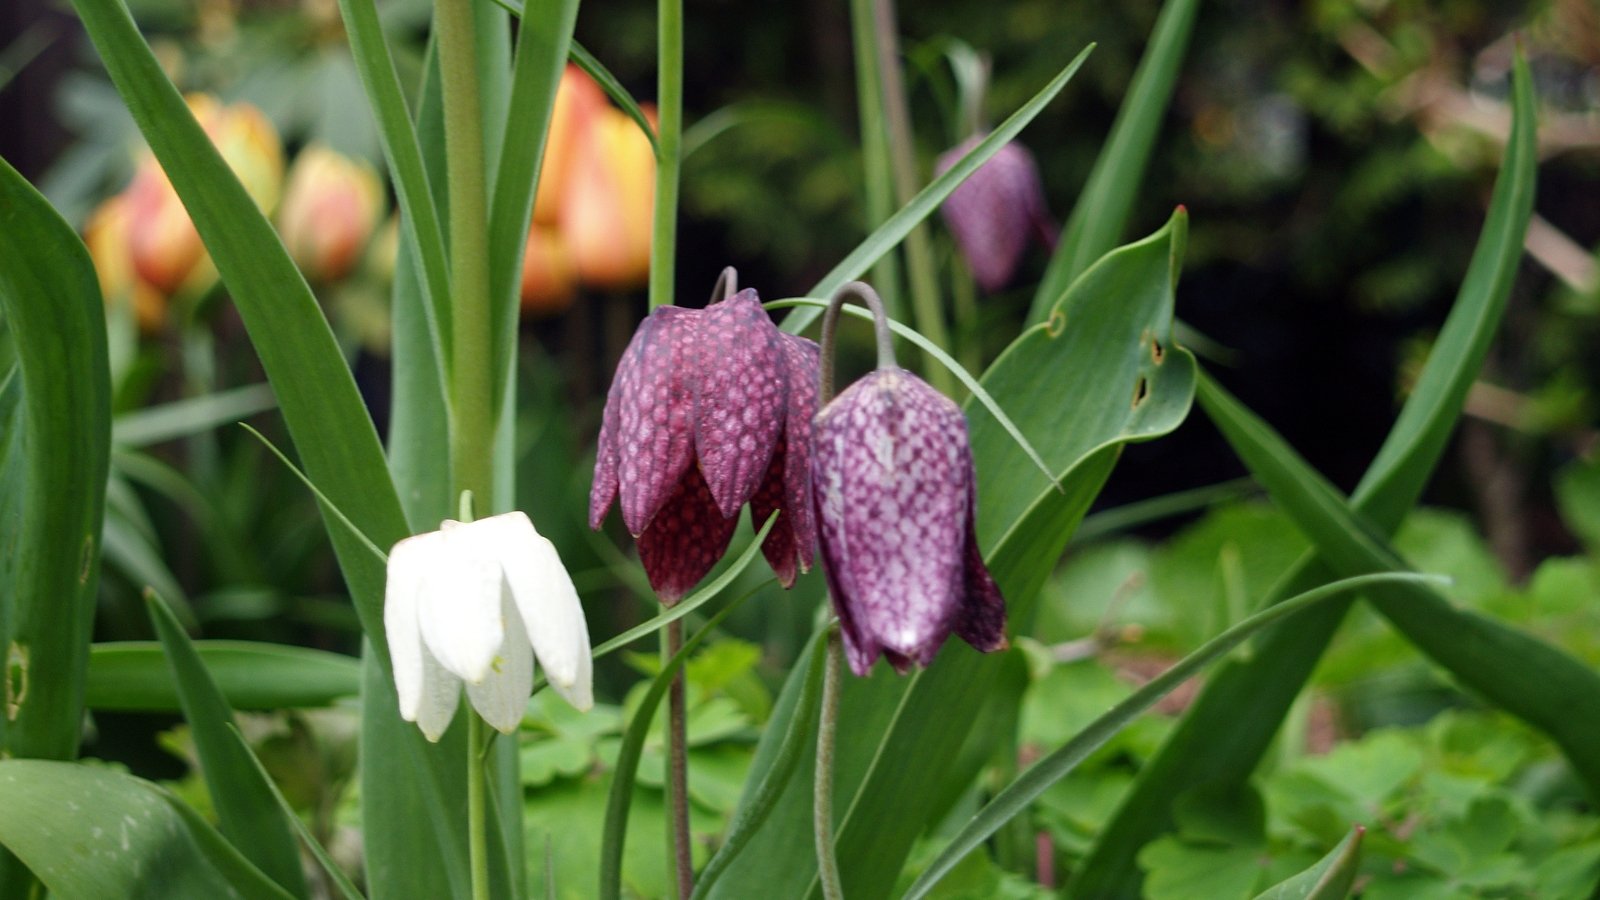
[533,65,605,227]
[278,144,385,283]
[519,224,576,317]
[562,105,655,291]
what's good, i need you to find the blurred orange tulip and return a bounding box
[533,65,605,227]
[519,224,576,316]
[125,94,283,295]
[562,105,655,291]
[85,194,166,333]
[278,144,385,283]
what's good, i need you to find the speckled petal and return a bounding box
[636,465,739,605]
[601,305,702,535]
[954,478,1007,653]
[780,334,821,570]
[935,137,1053,293]
[812,368,970,673]
[693,288,788,518]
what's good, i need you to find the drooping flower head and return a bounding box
[384,510,593,741]
[810,283,1006,676]
[935,135,1056,293]
[590,270,819,602]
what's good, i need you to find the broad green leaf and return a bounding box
[146,594,308,897]
[111,383,276,447]
[85,641,360,711]
[709,211,1195,900]
[1070,51,1537,897]
[1028,0,1199,324]
[0,760,293,900]
[1253,827,1364,900]
[780,43,1095,336]
[600,595,756,899]
[902,574,1429,900]
[0,156,111,762]
[1199,371,1600,794]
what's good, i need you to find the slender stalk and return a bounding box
[667,619,693,898]
[871,0,954,392]
[435,0,494,503]
[648,0,683,310]
[467,712,490,900]
[820,282,898,401]
[814,628,845,900]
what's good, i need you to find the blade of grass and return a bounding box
[146,591,308,897]
[782,43,1095,336]
[848,0,905,320]
[570,40,661,158]
[1069,49,1537,896]
[112,383,276,447]
[86,640,360,711]
[1253,826,1364,900]
[1027,0,1199,324]
[903,572,1441,899]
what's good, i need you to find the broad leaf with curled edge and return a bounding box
[706,210,1195,900]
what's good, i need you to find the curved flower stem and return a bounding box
[820,281,898,402]
[667,618,693,899]
[648,0,683,311]
[814,626,845,900]
[467,712,490,900]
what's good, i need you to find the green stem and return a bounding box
[467,712,490,900]
[435,0,494,503]
[872,0,953,393]
[667,619,693,898]
[814,627,845,900]
[649,0,683,310]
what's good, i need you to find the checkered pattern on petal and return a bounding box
[693,288,788,518]
[636,464,739,605]
[608,306,701,536]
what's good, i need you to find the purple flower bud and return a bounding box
[811,367,1006,676]
[591,284,821,603]
[935,135,1057,293]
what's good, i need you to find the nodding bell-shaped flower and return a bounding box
[590,269,820,603]
[384,511,593,741]
[811,284,1007,676]
[935,135,1056,293]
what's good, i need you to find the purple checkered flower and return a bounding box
[935,135,1057,293]
[590,280,820,603]
[810,285,1007,676]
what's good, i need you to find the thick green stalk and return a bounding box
[435,0,494,504]
[872,0,953,392]
[649,0,683,310]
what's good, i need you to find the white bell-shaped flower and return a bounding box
[384,511,593,741]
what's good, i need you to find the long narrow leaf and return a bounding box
[112,384,276,447]
[225,725,365,900]
[1253,826,1364,900]
[570,40,661,158]
[1070,50,1538,896]
[1198,371,1600,794]
[0,156,111,762]
[781,44,1095,336]
[903,573,1439,900]
[146,592,308,897]
[86,640,360,711]
[1027,0,1200,323]
[334,0,453,370]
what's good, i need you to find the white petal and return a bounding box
[385,531,462,741]
[419,522,507,683]
[465,588,535,734]
[484,511,594,712]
